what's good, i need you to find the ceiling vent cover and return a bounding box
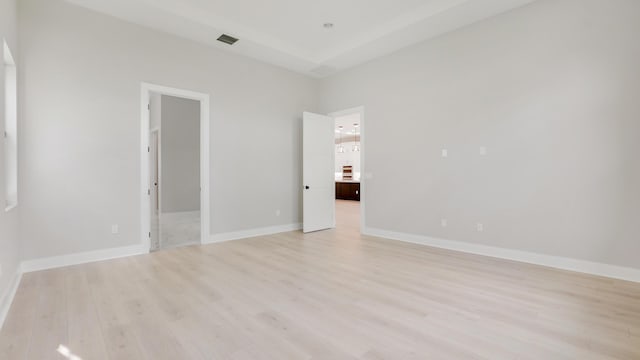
[217,34,239,45]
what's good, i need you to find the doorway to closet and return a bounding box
[141,83,210,252]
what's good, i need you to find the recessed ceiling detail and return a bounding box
[65,0,536,77]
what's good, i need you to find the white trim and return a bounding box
[206,223,302,244]
[328,106,365,234]
[3,40,18,211]
[0,269,22,330]
[149,128,161,251]
[150,128,161,215]
[364,227,640,283]
[140,83,211,252]
[20,244,147,274]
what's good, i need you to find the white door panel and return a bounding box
[303,112,335,233]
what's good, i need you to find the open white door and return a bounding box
[303,112,335,233]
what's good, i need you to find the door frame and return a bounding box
[149,128,160,251]
[328,106,365,234]
[149,128,161,217]
[140,82,211,252]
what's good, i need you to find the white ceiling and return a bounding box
[65,0,535,77]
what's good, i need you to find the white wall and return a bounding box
[13,0,640,273]
[320,0,640,269]
[160,95,200,213]
[18,0,319,260]
[335,141,361,176]
[0,0,20,316]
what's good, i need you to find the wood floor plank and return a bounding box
[26,269,68,360]
[1,200,639,359]
[0,274,40,359]
[66,266,109,360]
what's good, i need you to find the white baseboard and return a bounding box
[21,244,148,273]
[0,269,22,330]
[363,227,640,283]
[206,223,302,244]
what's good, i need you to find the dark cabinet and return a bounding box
[335,182,360,201]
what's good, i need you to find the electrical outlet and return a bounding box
[275,210,281,217]
[441,149,448,158]
[111,224,119,234]
[479,146,487,156]
[477,223,484,232]
[441,219,448,227]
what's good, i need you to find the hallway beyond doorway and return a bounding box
[336,199,360,232]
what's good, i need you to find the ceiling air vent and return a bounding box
[217,34,239,45]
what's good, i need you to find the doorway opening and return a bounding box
[140,83,210,252]
[301,107,364,234]
[331,108,364,233]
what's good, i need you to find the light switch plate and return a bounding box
[442,149,448,158]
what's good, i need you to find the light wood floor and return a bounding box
[2,200,640,359]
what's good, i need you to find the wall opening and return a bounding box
[329,107,365,234]
[148,93,201,251]
[140,83,211,253]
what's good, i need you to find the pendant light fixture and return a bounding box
[337,126,345,153]
[352,123,360,152]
